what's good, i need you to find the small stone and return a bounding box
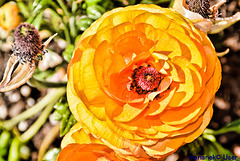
[18,121,29,132]
[9,101,25,118]
[4,90,13,96]
[234,146,240,157]
[57,39,67,50]
[223,115,231,123]
[27,97,35,107]
[214,97,230,110]
[219,135,228,144]
[0,105,8,119]
[8,91,21,103]
[20,85,31,97]
[210,122,219,129]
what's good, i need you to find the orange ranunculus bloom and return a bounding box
[57,143,124,161]
[65,4,221,160]
[0,2,22,31]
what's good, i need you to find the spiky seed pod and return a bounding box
[187,0,211,18]
[11,23,46,65]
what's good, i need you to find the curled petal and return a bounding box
[0,56,35,92]
[172,0,240,34]
[209,12,240,34]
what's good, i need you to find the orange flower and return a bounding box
[0,2,22,31]
[65,4,221,160]
[57,143,125,161]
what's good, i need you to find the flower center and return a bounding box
[130,66,161,94]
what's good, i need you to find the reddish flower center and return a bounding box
[130,66,161,94]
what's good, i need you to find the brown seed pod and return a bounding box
[187,0,211,18]
[12,23,46,65]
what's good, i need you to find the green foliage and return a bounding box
[206,119,240,135]
[63,44,75,63]
[43,148,61,161]
[0,130,30,161]
[77,16,93,31]
[53,97,77,137]
[86,4,106,20]
[0,131,11,158]
[177,137,203,157]
[8,137,21,161]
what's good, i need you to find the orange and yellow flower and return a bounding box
[0,2,22,31]
[58,143,124,161]
[64,4,221,160]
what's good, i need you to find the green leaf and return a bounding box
[43,148,61,161]
[53,97,77,137]
[206,119,240,135]
[76,16,93,31]
[62,44,75,62]
[8,137,21,161]
[27,0,50,24]
[0,131,11,150]
[140,0,155,4]
[33,0,50,14]
[31,10,44,30]
[87,4,105,20]
[52,111,62,121]
[17,1,31,18]
[60,114,76,137]
[85,0,102,6]
[19,145,30,160]
[203,140,234,157]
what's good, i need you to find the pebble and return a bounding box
[27,98,35,107]
[8,91,21,103]
[214,97,230,110]
[57,39,67,50]
[210,122,219,129]
[219,135,228,144]
[0,105,8,119]
[234,146,240,157]
[223,115,232,123]
[20,85,31,97]
[18,121,29,132]
[9,101,25,118]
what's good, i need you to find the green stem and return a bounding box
[37,123,60,161]
[49,8,71,44]
[0,87,66,130]
[28,77,67,89]
[63,23,71,44]
[16,0,30,18]
[20,103,55,143]
[69,16,77,38]
[56,0,70,16]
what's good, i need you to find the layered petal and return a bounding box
[65,4,221,160]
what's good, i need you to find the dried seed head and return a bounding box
[187,0,211,18]
[11,23,46,65]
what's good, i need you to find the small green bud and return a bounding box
[77,17,93,31]
[87,4,105,20]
